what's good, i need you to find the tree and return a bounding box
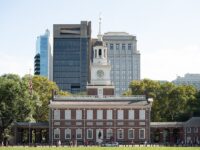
[0,74,35,144]
[127,79,199,122]
[30,75,71,122]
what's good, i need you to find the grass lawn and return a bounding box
[0,146,200,150]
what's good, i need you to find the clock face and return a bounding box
[97,70,104,78]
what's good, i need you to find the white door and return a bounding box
[96,129,103,144]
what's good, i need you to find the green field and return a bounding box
[0,147,200,150]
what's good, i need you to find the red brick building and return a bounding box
[49,95,152,145]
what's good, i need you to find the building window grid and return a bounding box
[54,128,60,139]
[117,129,124,139]
[106,128,113,139]
[65,110,71,120]
[128,110,135,120]
[76,129,82,139]
[65,129,71,139]
[87,110,93,120]
[87,129,93,139]
[139,110,146,120]
[76,110,82,120]
[54,110,60,120]
[139,128,145,139]
[107,110,113,120]
[117,110,124,120]
[128,129,135,139]
[97,110,103,120]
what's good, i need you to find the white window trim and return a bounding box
[65,128,71,139]
[117,129,124,139]
[54,110,60,120]
[128,110,135,120]
[106,128,113,139]
[65,110,71,120]
[76,129,82,139]
[128,129,135,139]
[76,110,82,120]
[54,128,60,139]
[139,110,146,120]
[87,110,93,120]
[117,110,124,120]
[107,110,113,120]
[139,128,145,139]
[87,129,93,139]
[97,110,103,120]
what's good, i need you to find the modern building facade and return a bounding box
[53,21,91,93]
[103,32,140,95]
[34,29,52,80]
[172,73,200,90]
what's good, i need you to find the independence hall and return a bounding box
[14,30,200,146]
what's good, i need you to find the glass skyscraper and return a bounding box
[34,29,52,80]
[53,21,91,93]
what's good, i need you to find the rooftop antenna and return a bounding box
[97,12,102,41]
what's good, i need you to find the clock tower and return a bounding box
[87,17,114,97]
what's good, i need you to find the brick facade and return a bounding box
[49,96,151,145]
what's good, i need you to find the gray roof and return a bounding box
[15,122,49,128]
[184,117,200,127]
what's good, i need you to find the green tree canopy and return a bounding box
[126,79,199,122]
[0,74,36,143]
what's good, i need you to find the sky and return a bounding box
[0,0,200,81]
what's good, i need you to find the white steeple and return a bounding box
[97,14,102,41]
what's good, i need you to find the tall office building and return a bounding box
[103,32,140,95]
[172,73,200,90]
[53,21,91,93]
[34,29,52,80]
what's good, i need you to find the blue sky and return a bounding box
[0,0,200,81]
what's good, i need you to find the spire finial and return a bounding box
[98,12,102,41]
[99,13,102,35]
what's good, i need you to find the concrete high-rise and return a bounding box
[53,21,91,93]
[34,29,52,80]
[103,32,140,95]
[172,73,200,90]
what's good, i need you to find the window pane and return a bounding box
[128,110,134,120]
[87,129,93,139]
[54,128,60,139]
[65,110,71,120]
[128,129,134,139]
[76,129,82,139]
[117,110,124,120]
[117,129,124,139]
[65,129,71,139]
[139,110,145,120]
[54,110,60,120]
[106,129,113,139]
[97,110,103,120]
[139,129,145,139]
[107,110,112,120]
[76,110,82,120]
[87,110,93,120]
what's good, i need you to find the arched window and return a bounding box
[99,49,102,57]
